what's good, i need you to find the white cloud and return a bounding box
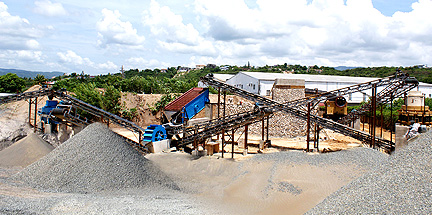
[0,50,45,67]
[57,50,118,71]
[97,8,145,48]
[143,0,201,45]
[0,2,43,50]
[189,0,432,67]
[34,0,68,17]
[57,50,92,65]
[125,57,168,69]
[97,61,117,70]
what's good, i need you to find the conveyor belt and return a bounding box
[1,88,149,152]
[170,107,272,146]
[0,88,52,105]
[338,77,418,124]
[200,73,413,151]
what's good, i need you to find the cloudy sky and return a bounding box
[0,0,430,75]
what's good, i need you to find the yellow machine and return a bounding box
[398,91,432,125]
[324,96,347,121]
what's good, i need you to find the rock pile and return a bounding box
[307,130,432,214]
[218,89,306,138]
[14,123,178,193]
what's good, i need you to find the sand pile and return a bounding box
[307,130,432,214]
[0,133,54,167]
[14,123,178,193]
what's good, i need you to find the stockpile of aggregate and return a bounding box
[307,130,432,214]
[0,133,54,167]
[14,123,178,193]
[250,146,387,168]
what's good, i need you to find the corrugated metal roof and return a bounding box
[213,74,234,82]
[164,88,205,111]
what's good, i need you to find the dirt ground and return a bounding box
[145,152,367,215]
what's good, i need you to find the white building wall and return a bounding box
[226,73,259,94]
[221,72,432,104]
[259,80,275,96]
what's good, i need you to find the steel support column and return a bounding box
[371,84,377,148]
[28,98,32,126]
[34,97,38,132]
[261,118,265,141]
[380,105,383,138]
[244,125,248,153]
[217,87,220,140]
[222,129,225,158]
[232,130,235,158]
[266,116,269,142]
[306,102,311,152]
[390,94,393,142]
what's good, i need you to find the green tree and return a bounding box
[34,74,48,86]
[0,73,26,93]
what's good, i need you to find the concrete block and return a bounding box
[150,139,171,153]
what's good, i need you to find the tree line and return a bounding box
[1,65,432,119]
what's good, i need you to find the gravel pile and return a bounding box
[250,146,388,168]
[307,130,432,214]
[14,122,178,193]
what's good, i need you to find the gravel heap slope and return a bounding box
[14,123,178,193]
[0,133,54,167]
[307,130,432,214]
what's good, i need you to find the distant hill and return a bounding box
[0,68,64,79]
[334,66,361,71]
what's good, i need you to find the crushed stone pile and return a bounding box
[14,123,178,193]
[0,133,54,167]
[307,130,432,214]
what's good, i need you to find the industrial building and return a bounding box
[208,72,432,104]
